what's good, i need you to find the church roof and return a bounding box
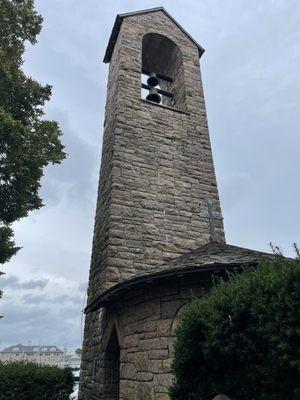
[159,241,277,269]
[103,7,205,63]
[85,242,278,313]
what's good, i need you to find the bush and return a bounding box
[0,362,74,400]
[170,257,300,400]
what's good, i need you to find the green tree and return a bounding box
[0,362,74,400]
[171,255,300,400]
[0,0,65,273]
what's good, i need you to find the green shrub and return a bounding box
[170,257,300,400]
[0,362,74,400]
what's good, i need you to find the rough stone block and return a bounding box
[149,349,169,360]
[139,338,168,351]
[153,373,173,393]
[161,300,185,318]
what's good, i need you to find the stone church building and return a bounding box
[79,7,274,400]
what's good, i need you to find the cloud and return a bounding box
[39,109,98,209]
[1,276,48,290]
[22,294,46,304]
[0,301,82,351]
[22,293,82,305]
[78,282,88,293]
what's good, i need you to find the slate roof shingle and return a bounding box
[159,241,277,270]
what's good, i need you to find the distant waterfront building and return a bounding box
[60,353,81,370]
[0,344,64,366]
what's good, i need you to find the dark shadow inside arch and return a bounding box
[103,325,120,400]
[142,32,186,111]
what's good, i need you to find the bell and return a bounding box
[146,87,161,104]
[147,72,159,87]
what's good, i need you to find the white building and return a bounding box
[0,344,64,366]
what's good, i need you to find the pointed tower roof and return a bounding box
[103,7,205,63]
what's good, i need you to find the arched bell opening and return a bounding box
[141,33,186,111]
[103,325,120,400]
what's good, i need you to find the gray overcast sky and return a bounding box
[1,0,299,352]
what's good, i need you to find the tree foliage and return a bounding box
[0,0,65,267]
[170,257,300,400]
[0,362,74,400]
[0,225,20,264]
[75,348,82,357]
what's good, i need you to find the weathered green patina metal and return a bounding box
[200,200,224,241]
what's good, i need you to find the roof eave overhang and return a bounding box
[103,7,205,63]
[84,261,258,314]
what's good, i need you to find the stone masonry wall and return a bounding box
[79,275,213,400]
[87,10,225,306]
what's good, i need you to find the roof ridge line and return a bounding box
[103,7,205,63]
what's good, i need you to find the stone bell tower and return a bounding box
[78,7,267,400]
[86,7,225,309]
